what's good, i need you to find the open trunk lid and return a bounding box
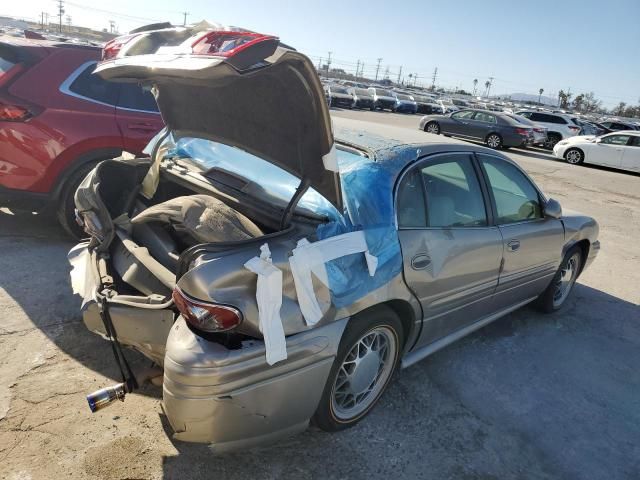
[93,27,341,208]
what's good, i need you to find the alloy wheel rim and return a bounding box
[427,123,439,134]
[566,150,582,164]
[553,253,580,307]
[488,135,500,148]
[331,326,397,421]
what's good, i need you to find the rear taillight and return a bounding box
[533,128,545,133]
[191,31,277,56]
[515,127,531,135]
[173,287,242,332]
[568,126,581,133]
[0,102,31,121]
[102,33,140,61]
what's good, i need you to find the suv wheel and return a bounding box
[56,162,98,239]
[544,133,561,149]
[313,306,403,431]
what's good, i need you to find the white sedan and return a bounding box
[553,131,640,173]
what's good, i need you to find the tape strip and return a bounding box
[289,231,378,325]
[244,244,287,365]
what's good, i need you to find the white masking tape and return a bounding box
[244,244,287,365]
[289,230,377,325]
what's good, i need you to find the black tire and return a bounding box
[534,246,583,313]
[312,306,404,432]
[564,148,584,165]
[485,133,503,149]
[424,121,441,134]
[544,133,561,150]
[56,161,99,239]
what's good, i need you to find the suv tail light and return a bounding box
[0,102,31,121]
[173,287,242,332]
[102,33,140,61]
[191,31,277,56]
[568,125,581,133]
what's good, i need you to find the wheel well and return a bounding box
[51,147,122,200]
[380,300,415,348]
[575,240,590,275]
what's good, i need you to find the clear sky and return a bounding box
[5,0,639,107]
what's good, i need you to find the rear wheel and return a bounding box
[486,133,503,149]
[544,133,561,149]
[425,122,440,134]
[56,162,99,239]
[534,247,583,313]
[313,306,403,432]
[564,148,584,165]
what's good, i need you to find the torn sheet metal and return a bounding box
[244,244,287,365]
[68,242,97,308]
[289,231,378,325]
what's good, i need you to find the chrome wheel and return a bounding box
[544,135,560,149]
[487,134,502,149]
[553,252,580,308]
[565,149,583,164]
[331,326,397,421]
[426,122,440,134]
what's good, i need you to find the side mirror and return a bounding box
[544,198,562,219]
[595,137,602,143]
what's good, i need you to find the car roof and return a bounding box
[0,35,100,51]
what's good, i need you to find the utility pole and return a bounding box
[109,20,115,33]
[317,57,322,71]
[56,0,64,34]
[355,60,360,80]
[359,62,364,80]
[41,11,44,28]
[431,67,438,91]
[397,65,402,85]
[181,11,189,26]
[374,58,382,82]
[66,15,71,32]
[383,66,389,80]
[413,73,419,87]
[487,76,494,97]
[326,51,332,76]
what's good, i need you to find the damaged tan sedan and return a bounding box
[68,25,600,451]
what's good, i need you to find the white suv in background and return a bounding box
[515,111,582,149]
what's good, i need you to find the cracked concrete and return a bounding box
[1,113,639,479]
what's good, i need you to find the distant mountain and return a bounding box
[495,92,557,106]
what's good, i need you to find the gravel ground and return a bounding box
[1,110,639,480]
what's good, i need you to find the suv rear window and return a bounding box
[530,112,567,124]
[68,63,119,105]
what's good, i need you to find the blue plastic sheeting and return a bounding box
[316,148,413,308]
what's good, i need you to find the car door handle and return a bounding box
[411,254,431,270]
[507,239,520,251]
[127,123,157,131]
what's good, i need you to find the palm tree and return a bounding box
[484,80,491,97]
[473,78,478,96]
[538,88,544,105]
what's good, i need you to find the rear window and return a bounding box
[0,44,20,81]
[355,88,370,95]
[331,86,349,94]
[67,63,119,105]
[397,94,412,101]
[375,89,393,97]
[118,83,159,112]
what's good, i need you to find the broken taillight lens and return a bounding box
[191,31,277,56]
[173,287,242,332]
[0,102,31,121]
[102,33,140,61]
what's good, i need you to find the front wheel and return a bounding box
[312,306,403,432]
[486,133,503,149]
[565,148,584,165]
[534,247,583,313]
[425,121,440,134]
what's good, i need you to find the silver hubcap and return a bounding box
[487,135,500,148]
[427,123,439,134]
[566,150,582,164]
[553,253,580,307]
[331,326,397,421]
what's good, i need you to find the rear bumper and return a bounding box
[163,317,347,449]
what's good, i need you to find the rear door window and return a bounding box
[67,62,119,105]
[117,83,159,112]
[601,134,631,145]
[474,112,496,123]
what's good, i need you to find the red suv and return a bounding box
[0,36,164,236]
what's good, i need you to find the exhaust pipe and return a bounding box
[86,367,163,413]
